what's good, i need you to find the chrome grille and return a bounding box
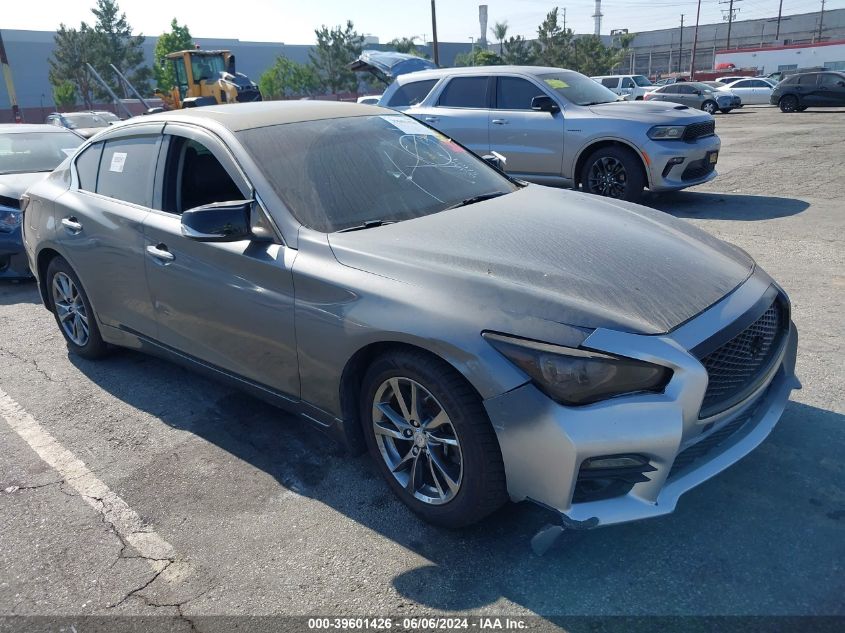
[698,297,786,418]
[684,120,716,142]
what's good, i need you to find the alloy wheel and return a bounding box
[371,377,463,505]
[52,272,89,347]
[587,156,628,198]
[702,101,717,114]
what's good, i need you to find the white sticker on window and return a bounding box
[109,152,127,173]
[380,115,435,136]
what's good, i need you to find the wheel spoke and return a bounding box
[404,453,421,491]
[427,455,446,500]
[423,409,448,430]
[392,446,416,473]
[429,450,460,495]
[376,402,413,432]
[427,433,459,447]
[390,377,412,422]
[56,303,73,322]
[374,419,406,440]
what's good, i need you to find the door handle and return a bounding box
[491,119,509,125]
[423,116,439,122]
[61,217,82,232]
[146,244,175,263]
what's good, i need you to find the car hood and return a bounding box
[327,186,754,335]
[586,100,710,123]
[0,172,48,200]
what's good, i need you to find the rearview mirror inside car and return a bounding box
[181,200,260,242]
[531,95,560,113]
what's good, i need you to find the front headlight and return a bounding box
[647,125,686,140]
[0,205,22,233]
[483,332,672,406]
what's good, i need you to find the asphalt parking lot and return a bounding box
[1,106,843,629]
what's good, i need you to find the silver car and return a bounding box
[23,102,799,530]
[379,66,721,201]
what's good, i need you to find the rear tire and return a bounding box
[580,146,645,202]
[779,95,799,113]
[702,100,718,115]
[46,256,108,360]
[360,349,507,528]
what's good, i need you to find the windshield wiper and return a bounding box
[336,219,396,233]
[445,191,509,211]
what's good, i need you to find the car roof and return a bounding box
[0,123,80,134]
[138,101,394,132]
[395,65,575,82]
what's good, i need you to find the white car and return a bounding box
[718,78,776,105]
[591,75,654,100]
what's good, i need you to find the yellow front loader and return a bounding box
[155,49,261,109]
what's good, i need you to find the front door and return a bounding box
[488,75,564,178]
[142,124,300,398]
[816,73,845,106]
[410,75,491,156]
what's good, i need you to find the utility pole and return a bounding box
[720,0,743,49]
[678,15,684,74]
[690,0,702,80]
[563,7,567,32]
[775,0,784,39]
[818,0,826,42]
[430,0,440,66]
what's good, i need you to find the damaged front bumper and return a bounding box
[483,272,800,529]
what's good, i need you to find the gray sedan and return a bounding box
[644,82,742,114]
[23,102,799,530]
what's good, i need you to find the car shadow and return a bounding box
[0,278,41,306]
[646,191,810,220]
[68,349,845,618]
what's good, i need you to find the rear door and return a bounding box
[141,123,299,398]
[797,74,822,106]
[488,75,563,178]
[410,75,492,156]
[54,124,163,336]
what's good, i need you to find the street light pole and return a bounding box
[430,1,440,66]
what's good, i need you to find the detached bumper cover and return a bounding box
[483,273,799,528]
[0,229,32,278]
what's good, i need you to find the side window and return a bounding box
[798,74,817,86]
[161,136,244,214]
[96,136,159,207]
[75,142,103,192]
[819,73,843,87]
[496,77,545,110]
[734,80,751,88]
[600,78,617,88]
[387,79,437,107]
[621,77,635,89]
[662,85,678,94]
[750,80,768,88]
[437,77,489,108]
[677,85,694,94]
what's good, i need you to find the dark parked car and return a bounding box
[0,124,83,278]
[643,82,741,114]
[23,102,798,529]
[771,71,845,112]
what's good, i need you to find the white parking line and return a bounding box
[0,387,176,573]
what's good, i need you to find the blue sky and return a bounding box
[8,0,843,43]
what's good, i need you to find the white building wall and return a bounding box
[715,42,845,74]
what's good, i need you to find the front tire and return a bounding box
[702,100,718,115]
[581,146,645,202]
[779,95,799,113]
[361,350,507,528]
[46,256,108,359]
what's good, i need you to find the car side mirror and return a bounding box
[181,200,260,242]
[481,151,507,170]
[531,95,560,113]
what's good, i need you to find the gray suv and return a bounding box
[379,66,721,201]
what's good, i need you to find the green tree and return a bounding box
[502,35,536,65]
[533,8,574,68]
[259,56,320,99]
[52,80,78,109]
[48,24,98,108]
[490,21,508,55]
[453,46,502,67]
[571,34,635,76]
[387,37,424,57]
[89,0,151,99]
[153,19,193,92]
[310,21,364,93]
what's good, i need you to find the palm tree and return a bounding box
[490,21,509,55]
